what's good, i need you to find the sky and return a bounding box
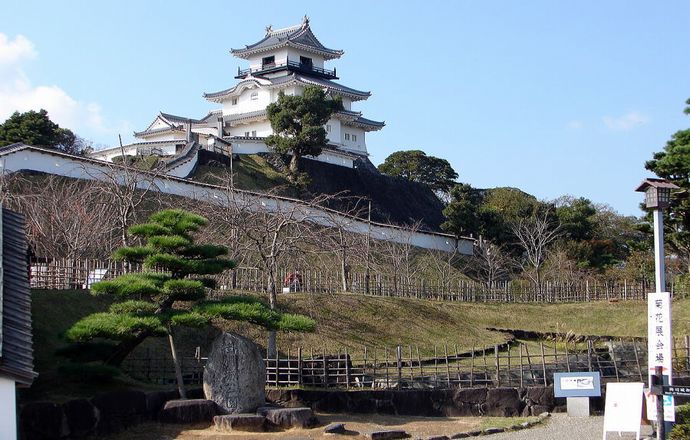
[1,1,689,216]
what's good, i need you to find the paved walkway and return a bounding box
[488,413,654,440]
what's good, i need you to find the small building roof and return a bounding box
[635,178,680,192]
[231,17,344,60]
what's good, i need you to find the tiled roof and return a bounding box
[231,20,343,60]
[204,74,370,103]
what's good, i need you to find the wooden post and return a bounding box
[345,347,351,389]
[385,347,390,390]
[495,344,500,387]
[408,346,414,382]
[540,342,547,386]
[685,335,690,373]
[633,339,644,382]
[482,347,488,386]
[372,347,377,389]
[587,339,593,372]
[470,345,475,387]
[323,347,328,388]
[363,346,368,388]
[565,341,571,373]
[416,346,424,385]
[396,345,402,390]
[611,340,620,382]
[444,344,451,388]
[507,344,512,387]
[519,344,524,388]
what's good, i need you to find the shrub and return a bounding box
[58,362,121,382]
[671,424,690,440]
[677,403,690,425]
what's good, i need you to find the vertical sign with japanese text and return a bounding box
[648,292,672,378]
[647,291,675,422]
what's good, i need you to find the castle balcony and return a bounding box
[236,58,338,80]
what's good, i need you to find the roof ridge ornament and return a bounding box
[302,15,310,28]
[265,24,273,35]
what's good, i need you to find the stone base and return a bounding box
[158,399,217,424]
[566,397,590,417]
[214,414,266,432]
[258,407,319,429]
[365,430,411,440]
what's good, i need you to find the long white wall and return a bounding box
[0,147,473,254]
[0,377,16,440]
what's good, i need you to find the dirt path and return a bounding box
[489,413,654,440]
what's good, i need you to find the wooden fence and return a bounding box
[121,337,690,390]
[30,258,686,302]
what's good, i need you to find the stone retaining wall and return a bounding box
[266,386,561,418]
[19,388,204,440]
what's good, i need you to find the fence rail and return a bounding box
[122,337,690,390]
[30,258,685,302]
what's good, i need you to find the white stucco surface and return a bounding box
[0,377,17,440]
[0,147,473,254]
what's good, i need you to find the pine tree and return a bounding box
[66,209,315,397]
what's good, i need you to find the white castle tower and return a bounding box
[91,17,384,169]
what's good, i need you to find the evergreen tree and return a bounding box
[378,150,458,194]
[0,109,90,155]
[265,85,342,180]
[66,209,315,397]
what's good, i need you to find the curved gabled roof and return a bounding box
[204,74,371,103]
[231,18,344,60]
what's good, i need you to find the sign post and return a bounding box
[636,178,679,440]
[554,371,601,417]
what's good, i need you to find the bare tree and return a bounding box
[511,210,561,300]
[373,221,424,296]
[472,238,513,288]
[5,174,118,259]
[310,195,368,292]
[82,154,162,247]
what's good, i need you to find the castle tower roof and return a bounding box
[231,16,344,60]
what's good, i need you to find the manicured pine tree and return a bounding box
[67,209,315,398]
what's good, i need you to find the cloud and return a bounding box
[566,120,583,130]
[0,33,125,141]
[602,111,649,131]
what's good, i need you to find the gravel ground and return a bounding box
[488,413,654,440]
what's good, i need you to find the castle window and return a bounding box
[232,98,238,105]
[300,56,313,68]
[250,91,258,101]
[251,130,256,137]
[244,131,250,137]
[344,133,350,141]
[262,55,275,68]
[352,134,357,142]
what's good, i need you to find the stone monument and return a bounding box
[203,332,266,413]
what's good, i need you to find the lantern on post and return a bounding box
[635,178,679,440]
[636,178,678,210]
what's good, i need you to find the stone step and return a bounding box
[365,429,411,440]
[257,406,319,429]
[214,414,266,432]
[158,399,217,424]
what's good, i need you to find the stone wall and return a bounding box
[19,388,204,440]
[267,386,560,418]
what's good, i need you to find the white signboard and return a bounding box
[561,376,595,391]
[647,291,675,421]
[648,292,672,378]
[603,382,643,439]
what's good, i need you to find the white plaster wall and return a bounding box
[341,98,352,111]
[326,118,342,145]
[228,120,272,137]
[231,141,270,155]
[150,119,169,130]
[0,149,473,254]
[0,377,16,440]
[138,131,186,142]
[314,151,353,168]
[341,127,366,152]
[286,48,325,69]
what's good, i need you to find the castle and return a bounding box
[90,17,384,169]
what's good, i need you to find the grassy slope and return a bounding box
[27,289,690,400]
[192,155,298,197]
